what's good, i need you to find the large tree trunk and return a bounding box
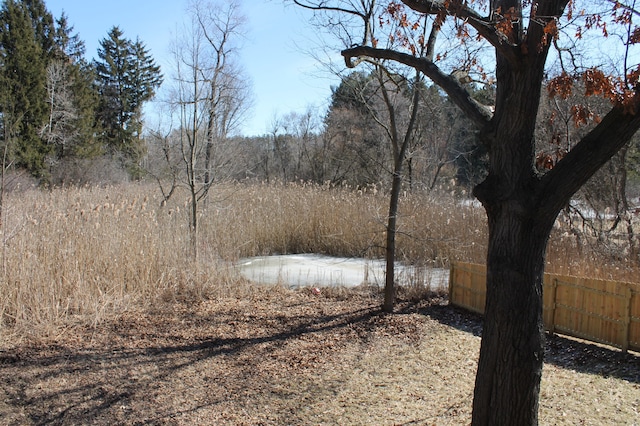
[469,42,555,422]
[471,200,553,425]
[469,101,640,426]
[469,62,640,424]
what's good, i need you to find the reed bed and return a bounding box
[201,181,487,264]
[0,181,637,338]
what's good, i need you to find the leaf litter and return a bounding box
[0,287,638,425]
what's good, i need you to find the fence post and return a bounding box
[448,262,455,305]
[549,278,558,335]
[622,284,632,353]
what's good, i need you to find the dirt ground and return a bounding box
[0,287,638,426]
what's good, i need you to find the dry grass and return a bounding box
[0,181,486,338]
[0,181,638,338]
[201,181,488,264]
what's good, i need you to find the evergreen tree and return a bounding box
[0,0,95,180]
[23,0,55,58]
[94,26,162,177]
[329,71,374,114]
[53,12,85,61]
[0,0,50,177]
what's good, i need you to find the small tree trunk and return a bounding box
[204,139,213,188]
[383,169,403,313]
[189,186,199,261]
[406,156,413,191]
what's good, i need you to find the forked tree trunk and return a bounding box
[381,70,421,313]
[335,2,640,423]
[469,43,562,423]
[469,95,640,425]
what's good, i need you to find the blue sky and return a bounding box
[45,0,341,136]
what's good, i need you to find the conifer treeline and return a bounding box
[0,0,162,183]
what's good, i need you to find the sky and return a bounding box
[44,0,342,136]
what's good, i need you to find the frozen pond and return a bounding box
[236,254,449,290]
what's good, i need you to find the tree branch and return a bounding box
[342,45,493,127]
[401,0,521,64]
[292,0,367,19]
[537,96,640,220]
[292,1,374,45]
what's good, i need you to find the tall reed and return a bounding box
[0,181,636,338]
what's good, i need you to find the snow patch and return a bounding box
[236,254,449,289]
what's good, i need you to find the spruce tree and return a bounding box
[0,0,50,177]
[94,27,162,177]
[53,12,85,61]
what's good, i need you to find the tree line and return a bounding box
[0,0,162,184]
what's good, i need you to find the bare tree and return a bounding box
[373,66,422,312]
[42,60,79,161]
[293,0,442,311]
[273,108,324,180]
[188,0,252,187]
[268,116,293,181]
[165,0,252,259]
[145,124,181,206]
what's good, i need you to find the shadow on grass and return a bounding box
[0,304,380,425]
[397,297,640,385]
[1,293,638,425]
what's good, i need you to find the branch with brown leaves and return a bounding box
[400,0,522,62]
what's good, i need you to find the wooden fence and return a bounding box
[448,262,640,353]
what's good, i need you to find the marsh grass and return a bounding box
[0,181,637,338]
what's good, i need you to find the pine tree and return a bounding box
[53,12,85,61]
[0,0,50,177]
[94,27,162,177]
[23,0,55,58]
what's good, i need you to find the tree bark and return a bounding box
[383,170,401,313]
[470,200,550,425]
[469,35,555,422]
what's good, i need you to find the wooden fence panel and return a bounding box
[449,262,640,353]
[448,262,486,314]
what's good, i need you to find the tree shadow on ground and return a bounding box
[0,303,382,425]
[397,296,640,384]
[1,293,638,425]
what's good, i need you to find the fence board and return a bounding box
[449,262,640,353]
[448,262,486,314]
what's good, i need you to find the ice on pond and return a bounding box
[236,254,449,289]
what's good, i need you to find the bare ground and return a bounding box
[0,287,639,425]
